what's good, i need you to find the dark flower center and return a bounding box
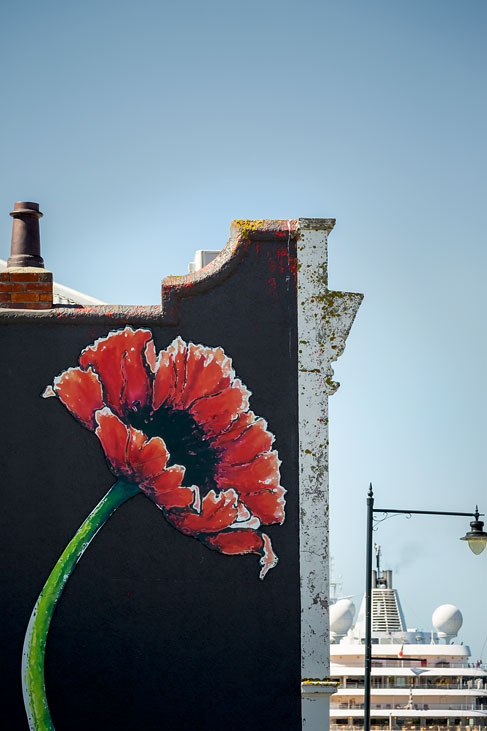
[128,406,220,495]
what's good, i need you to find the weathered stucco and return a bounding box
[297,218,362,728]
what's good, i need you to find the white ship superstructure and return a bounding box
[330,552,487,731]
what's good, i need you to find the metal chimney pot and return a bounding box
[7,201,44,268]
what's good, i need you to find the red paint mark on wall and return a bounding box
[258,243,297,294]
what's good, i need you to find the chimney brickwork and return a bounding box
[0,268,53,309]
[1,202,53,309]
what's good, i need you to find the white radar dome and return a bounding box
[432,604,463,641]
[330,599,355,642]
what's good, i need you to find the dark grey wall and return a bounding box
[0,237,300,730]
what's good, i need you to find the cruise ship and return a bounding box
[329,549,487,731]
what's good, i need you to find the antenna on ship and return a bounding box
[375,544,388,588]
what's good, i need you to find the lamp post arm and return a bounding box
[374,509,481,518]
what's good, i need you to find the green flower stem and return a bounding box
[22,480,140,731]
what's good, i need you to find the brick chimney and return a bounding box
[0,202,53,309]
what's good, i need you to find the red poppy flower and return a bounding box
[43,327,285,579]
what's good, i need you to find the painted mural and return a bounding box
[22,326,286,730]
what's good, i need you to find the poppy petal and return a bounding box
[202,528,264,555]
[49,367,104,430]
[236,502,252,522]
[80,327,154,418]
[228,499,261,530]
[166,489,238,535]
[152,337,187,410]
[125,426,170,483]
[152,349,176,411]
[95,408,193,508]
[239,486,286,525]
[95,407,132,479]
[217,418,274,467]
[202,529,278,578]
[189,379,250,436]
[259,533,278,579]
[179,343,233,408]
[212,411,255,448]
[144,340,157,372]
[215,451,280,494]
[95,407,168,482]
[168,337,188,408]
[141,466,195,510]
[229,514,261,531]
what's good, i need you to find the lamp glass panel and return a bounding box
[467,536,487,555]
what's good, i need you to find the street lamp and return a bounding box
[364,484,487,731]
[460,508,487,554]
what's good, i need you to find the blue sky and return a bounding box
[1,0,486,656]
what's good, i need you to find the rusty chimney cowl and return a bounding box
[7,201,44,268]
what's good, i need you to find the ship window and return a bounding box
[347,679,364,688]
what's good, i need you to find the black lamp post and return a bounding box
[364,484,487,731]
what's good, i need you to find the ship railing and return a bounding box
[332,661,477,669]
[331,702,487,712]
[341,682,487,690]
[330,726,487,731]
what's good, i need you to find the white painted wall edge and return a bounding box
[297,218,363,730]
